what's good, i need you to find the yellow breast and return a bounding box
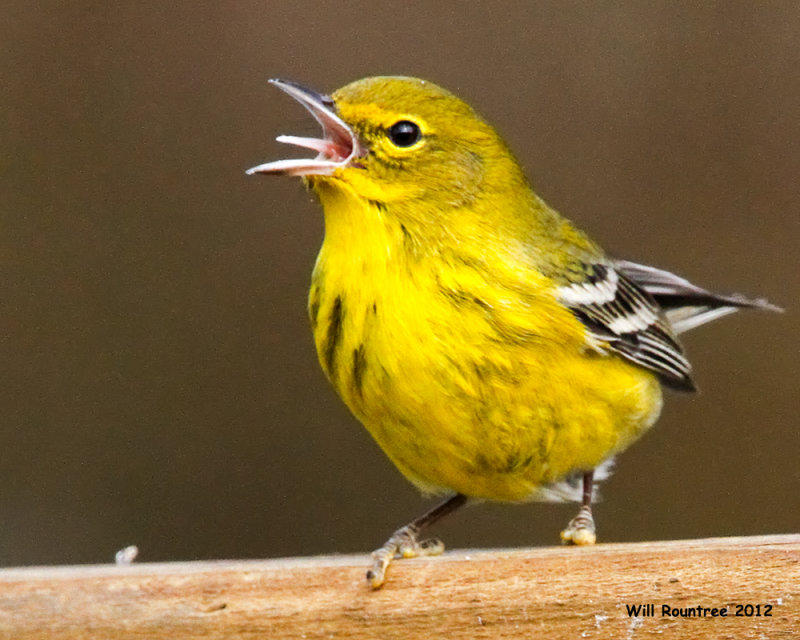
[308,180,662,502]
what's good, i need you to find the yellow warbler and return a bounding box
[248,77,778,589]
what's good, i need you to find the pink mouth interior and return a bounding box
[246,83,359,177]
[276,135,352,163]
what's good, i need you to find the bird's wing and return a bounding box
[614,259,781,334]
[556,262,696,391]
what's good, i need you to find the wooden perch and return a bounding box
[0,534,797,639]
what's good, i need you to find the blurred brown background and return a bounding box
[2,2,797,566]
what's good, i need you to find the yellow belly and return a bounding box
[309,246,662,502]
[306,181,663,502]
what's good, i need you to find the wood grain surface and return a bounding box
[0,535,797,639]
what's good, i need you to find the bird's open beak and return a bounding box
[246,79,362,177]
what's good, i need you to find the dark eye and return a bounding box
[388,120,422,147]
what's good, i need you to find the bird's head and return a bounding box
[247,76,528,210]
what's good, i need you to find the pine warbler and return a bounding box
[247,77,779,589]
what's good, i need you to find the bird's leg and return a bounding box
[367,493,467,589]
[560,470,597,545]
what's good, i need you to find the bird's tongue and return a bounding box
[275,135,351,163]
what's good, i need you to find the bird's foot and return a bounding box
[560,504,597,545]
[366,524,445,589]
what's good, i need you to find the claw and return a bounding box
[366,526,446,589]
[560,504,597,545]
[364,494,466,589]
